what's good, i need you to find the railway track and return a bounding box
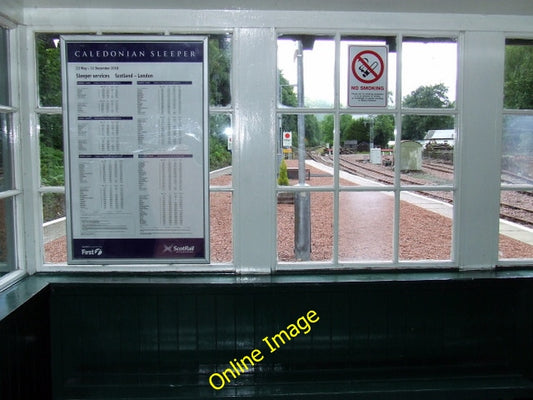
[422,162,454,175]
[501,170,533,186]
[309,152,533,228]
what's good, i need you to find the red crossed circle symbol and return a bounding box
[352,50,385,84]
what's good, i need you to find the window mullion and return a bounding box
[232,27,277,273]
[455,31,505,270]
[332,33,341,265]
[392,33,403,265]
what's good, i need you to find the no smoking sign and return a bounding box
[348,45,388,107]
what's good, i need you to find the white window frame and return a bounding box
[15,8,533,274]
[275,32,460,271]
[0,17,26,291]
[30,29,236,273]
[498,35,533,267]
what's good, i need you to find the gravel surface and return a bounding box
[337,154,533,228]
[44,160,533,264]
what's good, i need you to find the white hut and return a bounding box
[400,141,423,171]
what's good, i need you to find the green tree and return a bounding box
[39,114,63,152]
[37,34,61,107]
[402,83,454,140]
[207,37,232,170]
[36,35,235,178]
[320,115,334,146]
[320,114,355,147]
[40,145,65,186]
[278,71,323,147]
[209,137,231,171]
[286,115,321,148]
[341,115,395,148]
[373,115,395,148]
[343,117,368,143]
[279,72,298,146]
[37,35,64,188]
[340,114,354,138]
[279,72,297,107]
[304,115,320,147]
[504,44,533,109]
[209,114,232,170]
[209,37,231,107]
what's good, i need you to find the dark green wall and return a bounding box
[48,278,533,399]
[0,286,52,400]
[2,276,533,399]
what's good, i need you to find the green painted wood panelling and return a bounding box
[47,279,533,399]
[0,287,52,400]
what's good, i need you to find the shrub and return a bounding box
[278,159,289,186]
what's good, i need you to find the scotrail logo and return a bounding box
[162,244,195,254]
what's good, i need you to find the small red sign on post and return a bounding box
[283,131,292,147]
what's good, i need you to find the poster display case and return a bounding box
[61,35,209,264]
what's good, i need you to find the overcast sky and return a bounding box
[278,39,457,107]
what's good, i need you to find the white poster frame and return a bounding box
[348,45,388,107]
[61,35,210,264]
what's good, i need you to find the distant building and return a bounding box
[344,140,358,149]
[424,129,455,146]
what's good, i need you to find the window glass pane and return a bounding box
[208,113,232,263]
[43,193,67,264]
[210,191,232,263]
[209,114,232,181]
[399,191,453,261]
[501,115,533,184]
[402,38,457,109]
[278,113,334,187]
[500,88,533,261]
[0,197,16,274]
[39,114,64,186]
[36,33,62,107]
[209,35,232,107]
[43,191,236,264]
[278,35,335,108]
[341,36,397,108]
[399,116,455,186]
[499,190,533,260]
[277,192,333,262]
[0,27,9,106]
[338,114,395,187]
[36,33,232,108]
[209,111,233,263]
[504,40,533,110]
[43,190,236,264]
[338,191,393,262]
[0,113,13,190]
[43,192,66,223]
[278,158,333,188]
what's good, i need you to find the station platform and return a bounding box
[306,160,533,247]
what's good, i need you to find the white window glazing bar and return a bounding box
[331,33,341,266]
[392,33,404,265]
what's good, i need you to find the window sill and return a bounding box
[3,266,533,323]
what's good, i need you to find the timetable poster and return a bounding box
[61,36,209,264]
